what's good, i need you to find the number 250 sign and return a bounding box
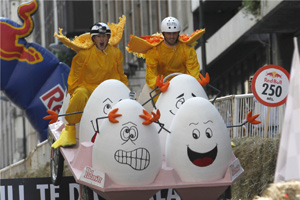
[252,65,290,107]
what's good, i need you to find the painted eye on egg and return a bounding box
[192,129,200,139]
[103,103,112,114]
[120,126,138,142]
[205,128,213,138]
[175,98,185,109]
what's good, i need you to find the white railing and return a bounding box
[214,94,285,138]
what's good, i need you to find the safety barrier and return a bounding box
[214,94,285,138]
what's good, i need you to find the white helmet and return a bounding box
[90,22,111,37]
[161,17,181,33]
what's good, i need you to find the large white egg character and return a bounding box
[155,74,208,156]
[92,99,162,186]
[79,79,130,143]
[166,97,232,182]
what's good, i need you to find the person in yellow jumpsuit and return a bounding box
[145,16,201,89]
[52,22,128,149]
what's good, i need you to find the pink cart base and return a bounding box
[49,121,243,200]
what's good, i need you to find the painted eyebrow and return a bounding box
[203,120,213,124]
[122,121,137,126]
[176,93,184,99]
[191,93,196,97]
[103,98,113,103]
[189,122,199,126]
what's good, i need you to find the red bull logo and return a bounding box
[0,0,43,64]
[40,85,65,113]
[265,71,282,84]
[1,0,70,140]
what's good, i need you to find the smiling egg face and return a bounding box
[166,97,232,182]
[92,99,162,186]
[155,74,208,155]
[79,79,130,143]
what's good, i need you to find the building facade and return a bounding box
[192,0,300,96]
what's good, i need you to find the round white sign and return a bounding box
[252,65,290,107]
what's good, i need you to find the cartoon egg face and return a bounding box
[166,97,232,182]
[155,74,208,155]
[79,79,130,143]
[92,99,162,186]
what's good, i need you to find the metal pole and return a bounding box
[53,0,58,44]
[199,0,207,74]
[22,111,27,159]
[263,33,273,138]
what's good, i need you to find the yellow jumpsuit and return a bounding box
[145,41,200,89]
[66,45,128,124]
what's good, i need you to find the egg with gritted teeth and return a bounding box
[79,79,130,143]
[166,97,232,182]
[155,74,208,155]
[92,99,162,186]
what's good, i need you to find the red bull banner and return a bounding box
[0,0,70,140]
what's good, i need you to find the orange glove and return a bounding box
[139,109,161,125]
[108,108,122,123]
[156,75,170,93]
[198,73,210,86]
[247,111,261,124]
[43,110,58,124]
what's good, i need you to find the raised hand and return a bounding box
[156,75,170,92]
[247,111,261,125]
[198,73,210,86]
[139,109,161,125]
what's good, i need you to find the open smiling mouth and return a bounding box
[187,145,218,167]
[114,148,150,170]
